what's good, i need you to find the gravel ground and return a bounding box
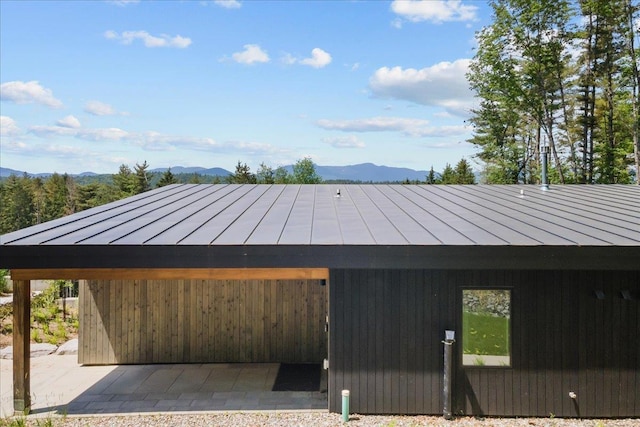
[5,412,638,427]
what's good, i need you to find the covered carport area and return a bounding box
[7,267,329,414]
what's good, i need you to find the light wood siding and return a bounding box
[328,269,640,417]
[79,279,327,365]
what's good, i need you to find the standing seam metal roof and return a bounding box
[2,184,639,247]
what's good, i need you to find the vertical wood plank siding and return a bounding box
[79,279,327,364]
[328,269,640,417]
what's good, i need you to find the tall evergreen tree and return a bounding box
[426,166,438,184]
[113,164,135,196]
[157,168,177,187]
[228,161,257,184]
[454,159,477,184]
[0,174,36,233]
[133,161,152,194]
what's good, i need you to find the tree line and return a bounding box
[468,0,639,184]
[0,157,476,235]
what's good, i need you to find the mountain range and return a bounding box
[1,162,431,183]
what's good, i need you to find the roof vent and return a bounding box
[336,189,341,197]
[540,145,549,191]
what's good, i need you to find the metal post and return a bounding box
[443,330,455,420]
[342,389,350,422]
[541,145,549,190]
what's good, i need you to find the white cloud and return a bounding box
[130,131,219,151]
[104,30,192,48]
[369,59,475,117]
[213,0,241,9]
[322,135,366,149]
[1,116,21,136]
[300,48,332,68]
[26,119,283,156]
[57,115,81,129]
[30,125,129,141]
[317,116,469,137]
[391,0,478,24]
[232,44,270,64]
[0,80,63,108]
[282,48,332,68]
[84,100,125,116]
[29,125,79,138]
[80,128,130,142]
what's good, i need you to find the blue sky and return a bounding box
[1,0,492,175]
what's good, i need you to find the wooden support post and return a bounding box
[13,279,31,414]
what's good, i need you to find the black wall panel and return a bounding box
[328,269,640,417]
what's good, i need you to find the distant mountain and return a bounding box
[0,167,54,178]
[315,163,429,182]
[1,167,26,177]
[2,163,432,183]
[0,167,97,178]
[151,166,231,176]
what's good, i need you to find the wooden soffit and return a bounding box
[10,268,329,281]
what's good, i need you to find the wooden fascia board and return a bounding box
[9,267,330,281]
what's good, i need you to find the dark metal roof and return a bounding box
[1,184,639,270]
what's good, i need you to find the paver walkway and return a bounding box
[0,355,327,417]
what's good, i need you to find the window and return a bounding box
[462,289,511,367]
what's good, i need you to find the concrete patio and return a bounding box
[0,355,327,418]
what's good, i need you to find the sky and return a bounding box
[0,0,493,175]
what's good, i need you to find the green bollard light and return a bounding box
[342,389,350,422]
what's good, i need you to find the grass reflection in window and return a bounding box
[462,289,511,367]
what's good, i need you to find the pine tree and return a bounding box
[454,159,476,184]
[228,161,257,184]
[158,168,177,187]
[133,161,152,194]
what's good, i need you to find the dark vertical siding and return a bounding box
[328,269,640,417]
[328,268,457,414]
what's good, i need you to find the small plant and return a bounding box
[0,269,9,294]
[0,417,26,427]
[35,417,56,427]
[473,356,486,366]
[31,328,42,343]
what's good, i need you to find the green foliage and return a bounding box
[26,281,78,345]
[440,164,456,184]
[468,0,639,184]
[453,159,476,184]
[292,157,322,184]
[0,174,36,234]
[0,417,27,427]
[425,166,438,184]
[256,163,275,184]
[227,161,257,184]
[0,270,9,294]
[157,168,178,187]
[133,161,152,194]
[274,166,290,184]
[0,303,12,334]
